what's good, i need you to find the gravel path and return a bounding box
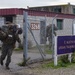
[0,51,75,75]
[14,63,75,75]
[1,64,75,75]
[0,60,75,75]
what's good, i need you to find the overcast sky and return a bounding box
[0,0,75,8]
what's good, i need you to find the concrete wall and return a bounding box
[56,18,73,36]
[0,17,4,27]
[15,15,23,47]
[0,14,74,47]
[15,14,75,46]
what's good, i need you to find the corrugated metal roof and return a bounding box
[0,8,75,19]
[27,9,75,19]
[0,8,23,16]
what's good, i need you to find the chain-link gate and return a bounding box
[23,11,47,61]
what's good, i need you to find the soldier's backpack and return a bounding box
[0,25,15,44]
[0,25,22,44]
[0,26,8,41]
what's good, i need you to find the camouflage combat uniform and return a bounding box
[0,25,21,69]
[46,24,58,49]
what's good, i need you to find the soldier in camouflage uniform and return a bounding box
[46,24,58,49]
[0,22,22,69]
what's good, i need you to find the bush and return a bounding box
[60,55,69,64]
[72,51,75,63]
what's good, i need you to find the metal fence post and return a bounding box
[52,15,58,59]
[23,11,28,60]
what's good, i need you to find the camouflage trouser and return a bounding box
[48,36,52,49]
[0,44,14,66]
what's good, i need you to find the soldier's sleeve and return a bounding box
[0,28,7,41]
[16,35,23,48]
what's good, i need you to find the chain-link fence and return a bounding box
[0,9,75,62]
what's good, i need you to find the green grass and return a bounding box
[17,57,30,66]
[41,60,75,69]
[45,49,52,54]
[44,45,52,54]
[41,61,61,69]
[14,48,22,51]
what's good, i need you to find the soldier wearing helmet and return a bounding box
[0,22,22,69]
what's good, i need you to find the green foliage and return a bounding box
[41,53,75,69]
[59,61,70,67]
[45,49,52,54]
[57,52,75,67]
[41,60,75,69]
[41,61,69,69]
[18,59,27,66]
[60,55,69,64]
[14,48,22,51]
[18,57,30,66]
[41,61,60,69]
[72,51,75,63]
